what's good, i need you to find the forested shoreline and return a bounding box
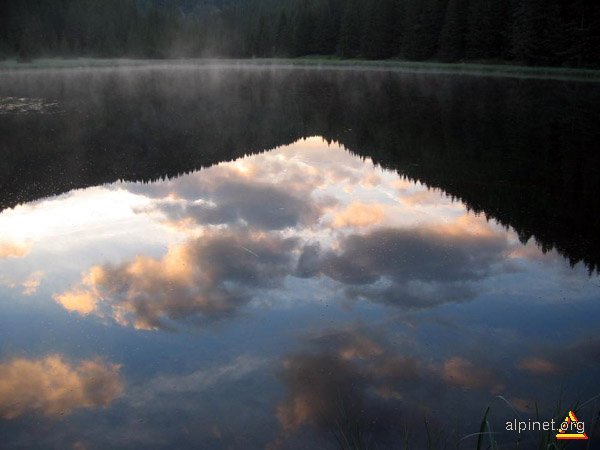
[1,0,599,68]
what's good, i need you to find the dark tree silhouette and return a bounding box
[1,0,599,68]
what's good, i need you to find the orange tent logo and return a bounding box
[556,411,588,440]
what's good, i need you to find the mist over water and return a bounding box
[0,63,599,449]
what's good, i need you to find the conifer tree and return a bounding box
[338,0,362,57]
[439,0,468,61]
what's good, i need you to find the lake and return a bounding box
[0,63,599,449]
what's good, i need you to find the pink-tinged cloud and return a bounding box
[0,355,123,419]
[442,356,504,393]
[332,202,385,228]
[21,271,44,296]
[54,232,298,330]
[0,241,30,259]
[518,357,560,375]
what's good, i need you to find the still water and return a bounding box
[0,64,599,449]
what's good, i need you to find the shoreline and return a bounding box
[1,57,600,82]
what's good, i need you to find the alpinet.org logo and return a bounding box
[556,410,588,441]
[506,409,588,441]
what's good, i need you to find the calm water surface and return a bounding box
[0,64,599,449]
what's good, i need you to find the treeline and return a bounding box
[1,0,599,67]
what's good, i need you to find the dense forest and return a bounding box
[0,0,599,67]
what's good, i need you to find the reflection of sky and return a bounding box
[0,138,598,448]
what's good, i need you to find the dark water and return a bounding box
[0,64,599,449]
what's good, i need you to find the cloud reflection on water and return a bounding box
[49,139,521,330]
[0,138,597,449]
[270,326,508,449]
[55,231,297,330]
[0,354,123,419]
[0,241,30,259]
[270,325,600,448]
